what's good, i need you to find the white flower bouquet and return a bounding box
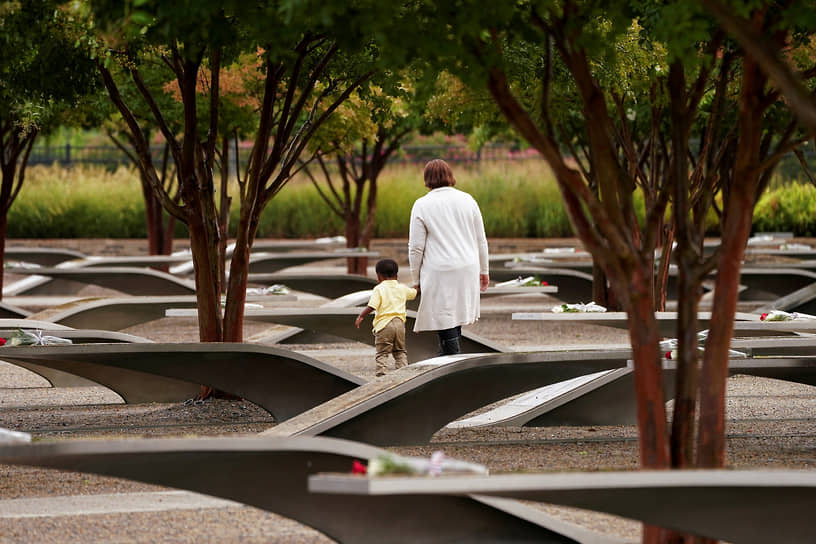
[552,302,607,313]
[2,329,72,346]
[366,451,488,477]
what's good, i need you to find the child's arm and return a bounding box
[355,306,375,328]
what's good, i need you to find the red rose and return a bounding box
[351,460,367,475]
[760,313,768,321]
[0,338,6,346]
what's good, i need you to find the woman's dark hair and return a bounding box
[375,258,399,278]
[423,159,456,189]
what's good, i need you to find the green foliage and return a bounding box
[13,163,816,239]
[0,0,98,132]
[249,185,345,237]
[753,183,816,236]
[8,165,147,237]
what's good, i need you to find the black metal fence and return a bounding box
[28,142,816,182]
[27,142,543,169]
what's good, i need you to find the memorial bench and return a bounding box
[309,468,815,544]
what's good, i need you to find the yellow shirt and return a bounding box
[368,280,418,332]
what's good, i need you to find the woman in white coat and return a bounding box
[408,159,489,355]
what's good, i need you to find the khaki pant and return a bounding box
[374,317,408,376]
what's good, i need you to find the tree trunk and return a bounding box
[223,205,254,343]
[622,265,671,469]
[218,137,232,288]
[345,212,365,275]
[698,31,766,469]
[186,212,223,342]
[0,212,6,299]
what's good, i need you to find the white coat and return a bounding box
[408,186,489,332]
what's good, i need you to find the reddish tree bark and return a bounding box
[0,123,37,299]
[698,27,769,466]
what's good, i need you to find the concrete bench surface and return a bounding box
[327,286,558,312]
[262,350,631,446]
[0,328,154,388]
[490,267,594,302]
[0,318,72,330]
[513,311,760,337]
[0,300,31,319]
[167,307,507,363]
[731,335,816,356]
[734,267,816,301]
[251,238,347,252]
[309,469,815,544]
[26,294,296,331]
[61,254,195,268]
[4,266,197,296]
[247,250,381,275]
[0,436,619,544]
[4,247,87,266]
[0,343,363,418]
[247,273,378,300]
[448,356,816,429]
[755,281,816,315]
[732,319,816,336]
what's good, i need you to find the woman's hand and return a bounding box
[479,274,489,292]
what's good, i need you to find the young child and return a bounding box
[354,259,418,377]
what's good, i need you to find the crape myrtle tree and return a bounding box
[407,0,806,481]
[89,1,390,351]
[101,50,262,264]
[0,0,97,296]
[405,4,807,542]
[406,1,676,471]
[98,60,185,261]
[648,1,811,470]
[302,72,428,275]
[703,0,816,138]
[703,0,816,179]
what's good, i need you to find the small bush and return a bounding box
[754,183,816,236]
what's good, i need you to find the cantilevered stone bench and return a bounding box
[247,273,378,300]
[246,250,381,275]
[0,318,72,330]
[730,335,816,356]
[322,286,558,312]
[261,350,631,446]
[754,281,816,315]
[0,436,618,544]
[0,300,31,318]
[4,266,198,296]
[4,247,86,266]
[512,311,760,337]
[0,330,154,388]
[251,238,347,252]
[25,294,296,330]
[309,469,816,544]
[0,328,153,388]
[501,259,594,275]
[490,267,594,302]
[733,267,816,301]
[168,308,507,363]
[744,246,816,260]
[448,356,816,428]
[732,319,816,336]
[0,343,363,418]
